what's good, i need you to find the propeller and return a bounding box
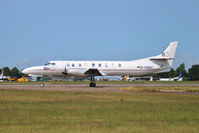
[62,67,68,79]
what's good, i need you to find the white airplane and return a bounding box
[22,41,178,87]
[127,76,154,81]
[159,71,183,81]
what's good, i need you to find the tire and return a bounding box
[93,83,96,87]
[40,83,44,87]
[89,82,96,87]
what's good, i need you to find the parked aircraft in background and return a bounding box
[127,76,154,81]
[159,71,183,81]
[22,41,178,87]
[97,76,122,81]
[0,69,28,82]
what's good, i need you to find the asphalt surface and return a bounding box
[0,83,199,87]
[0,83,198,93]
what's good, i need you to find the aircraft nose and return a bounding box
[22,68,29,74]
[22,66,43,75]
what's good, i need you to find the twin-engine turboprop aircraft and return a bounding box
[22,41,178,87]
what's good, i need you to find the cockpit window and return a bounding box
[44,62,56,66]
[44,63,50,66]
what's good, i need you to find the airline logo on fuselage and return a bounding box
[44,67,50,71]
[43,67,56,71]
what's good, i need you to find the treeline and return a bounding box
[152,63,199,81]
[1,64,199,80]
[0,67,22,77]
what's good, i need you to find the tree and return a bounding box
[0,68,2,74]
[175,63,187,77]
[2,67,10,76]
[168,68,176,77]
[152,68,176,78]
[152,64,185,78]
[188,65,199,81]
[10,67,20,77]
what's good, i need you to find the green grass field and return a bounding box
[0,88,199,133]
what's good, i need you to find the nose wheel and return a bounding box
[89,76,96,87]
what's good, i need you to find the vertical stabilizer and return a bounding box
[178,70,182,79]
[150,41,178,60]
[150,41,178,73]
[162,41,178,59]
[164,41,178,67]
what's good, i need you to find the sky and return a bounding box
[0,0,199,70]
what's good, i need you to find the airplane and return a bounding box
[159,71,183,81]
[22,41,178,87]
[127,76,154,81]
[98,76,122,81]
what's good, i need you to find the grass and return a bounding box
[0,88,199,133]
[120,86,199,93]
[0,80,199,85]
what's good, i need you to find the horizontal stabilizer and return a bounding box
[149,57,173,60]
[150,41,178,61]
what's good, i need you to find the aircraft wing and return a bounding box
[84,69,103,76]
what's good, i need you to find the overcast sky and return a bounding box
[0,0,199,70]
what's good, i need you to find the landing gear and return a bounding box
[89,76,96,87]
[89,82,96,87]
[40,83,44,87]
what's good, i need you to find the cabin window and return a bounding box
[52,63,56,66]
[118,63,121,67]
[67,64,70,67]
[92,63,95,67]
[78,63,81,67]
[72,64,75,67]
[98,64,101,67]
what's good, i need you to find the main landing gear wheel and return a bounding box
[89,82,96,87]
[89,76,96,87]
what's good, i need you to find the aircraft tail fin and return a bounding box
[174,70,183,81]
[163,41,178,67]
[150,41,178,66]
[178,70,182,79]
[162,41,178,59]
[150,41,178,73]
[150,41,178,60]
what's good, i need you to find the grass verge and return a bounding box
[120,86,199,93]
[0,89,199,133]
